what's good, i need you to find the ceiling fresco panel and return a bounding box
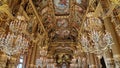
[53,0,70,15]
[56,18,69,28]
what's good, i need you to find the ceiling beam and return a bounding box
[0,4,14,19]
[103,4,116,19]
[29,0,47,36]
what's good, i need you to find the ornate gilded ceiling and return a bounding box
[0,0,120,65]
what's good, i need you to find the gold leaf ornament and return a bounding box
[0,4,14,19]
[110,0,120,5]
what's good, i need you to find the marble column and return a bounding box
[104,17,120,68]
[0,54,7,68]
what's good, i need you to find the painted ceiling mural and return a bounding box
[0,0,119,68]
[53,0,69,15]
[57,18,68,28]
[30,0,87,45]
[55,18,70,41]
[6,0,88,66]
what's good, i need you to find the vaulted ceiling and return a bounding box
[0,0,120,65]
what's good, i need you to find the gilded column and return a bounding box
[26,46,33,68]
[82,57,88,68]
[81,53,88,68]
[0,54,7,68]
[89,53,97,68]
[104,17,120,67]
[34,45,39,68]
[23,53,27,68]
[30,43,37,68]
[94,55,101,68]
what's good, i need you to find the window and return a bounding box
[17,56,24,68]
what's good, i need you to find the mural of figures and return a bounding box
[57,18,68,28]
[53,0,69,15]
[56,18,70,39]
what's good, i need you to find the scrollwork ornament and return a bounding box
[0,4,14,19]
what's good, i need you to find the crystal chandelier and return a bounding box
[80,12,114,57]
[0,32,29,56]
[9,15,28,33]
[0,15,29,56]
[81,30,113,55]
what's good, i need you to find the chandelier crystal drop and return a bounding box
[0,15,29,56]
[81,30,113,55]
[0,32,29,56]
[80,12,114,57]
[9,15,28,33]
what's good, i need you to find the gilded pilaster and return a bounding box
[26,47,33,68]
[94,55,101,68]
[104,17,120,68]
[89,53,97,68]
[30,43,37,68]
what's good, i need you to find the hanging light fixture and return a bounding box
[81,30,113,55]
[9,15,28,33]
[0,15,29,57]
[80,12,114,57]
[0,32,29,56]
